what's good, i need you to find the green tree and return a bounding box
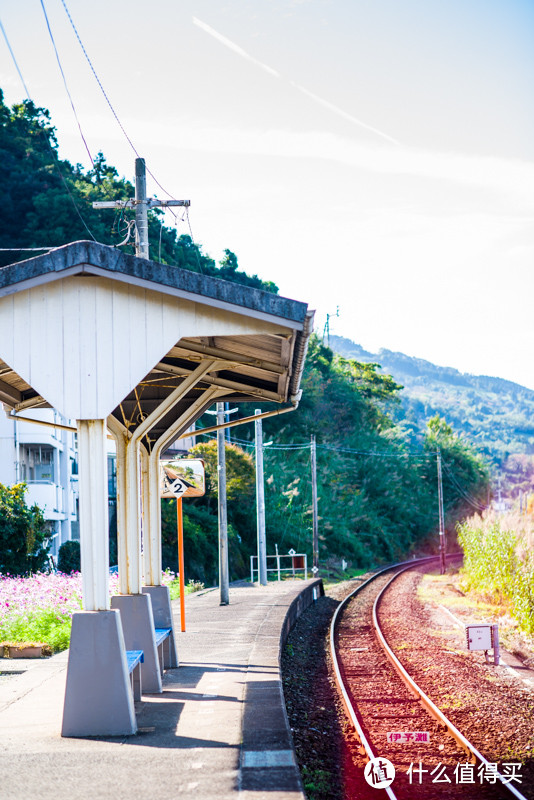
[0,483,51,574]
[188,440,255,506]
[0,91,278,293]
[422,414,491,543]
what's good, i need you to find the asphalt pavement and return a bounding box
[0,579,321,800]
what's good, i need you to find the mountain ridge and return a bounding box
[329,334,534,495]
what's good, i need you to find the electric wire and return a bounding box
[442,462,487,510]
[39,0,94,167]
[442,461,487,512]
[0,17,30,97]
[60,0,179,207]
[0,15,97,243]
[0,247,56,252]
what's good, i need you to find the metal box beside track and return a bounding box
[465,624,493,651]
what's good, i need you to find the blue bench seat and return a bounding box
[154,628,172,647]
[154,628,172,676]
[126,649,144,701]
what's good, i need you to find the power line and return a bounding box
[318,443,434,459]
[0,247,57,252]
[60,0,178,205]
[441,461,487,512]
[0,17,30,97]
[0,14,97,242]
[39,0,94,167]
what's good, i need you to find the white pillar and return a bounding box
[145,448,163,586]
[217,402,229,604]
[255,410,267,586]
[125,439,143,594]
[112,426,129,594]
[77,419,109,610]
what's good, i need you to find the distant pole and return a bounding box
[311,435,319,570]
[225,402,231,442]
[217,402,230,605]
[176,497,186,631]
[135,158,149,259]
[437,449,446,575]
[255,410,267,585]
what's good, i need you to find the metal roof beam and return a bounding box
[14,394,48,412]
[155,362,282,402]
[0,378,21,406]
[172,340,286,374]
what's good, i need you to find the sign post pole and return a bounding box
[160,458,206,633]
[176,496,186,632]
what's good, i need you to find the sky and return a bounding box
[1,0,533,388]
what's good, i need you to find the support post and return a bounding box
[255,409,267,585]
[140,445,150,583]
[217,402,230,605]
[437,448,446,575]
[125,438,143,594]
[135,157,149,259]
[492,623,500,666]
[63,420,136,736]
[77,419,109,610]
[311,434,319,571]
[177,497,186,632]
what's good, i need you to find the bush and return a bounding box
[458,517,534,635]
[57,540,81,574]
[0,483,51,575]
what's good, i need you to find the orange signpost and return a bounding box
[176,497,186,632]
[159,458,206,634]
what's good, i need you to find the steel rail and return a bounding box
[372,568,528,800]
[329,555,438,799]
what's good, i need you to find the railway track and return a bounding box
[330,558,529,799]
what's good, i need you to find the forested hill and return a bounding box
[330,335,534,492]
[0,92,277,293]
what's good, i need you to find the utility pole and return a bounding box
[134,158,149,259]
[437,449,446,575]
[217,402,229,605]
[311,434,319,570]
[93,157,190,260]
[322,306,340,347]
[255,409,267,585]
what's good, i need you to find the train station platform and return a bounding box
[0,578,322,800]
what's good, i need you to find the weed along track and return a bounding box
[327,559,532,800]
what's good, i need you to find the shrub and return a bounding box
[57,540,81,574]
[458,517,534,635]
[0,483,51,575]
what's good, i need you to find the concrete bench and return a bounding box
[154,628,172,677]
[126,649,144,701]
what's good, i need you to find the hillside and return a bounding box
[330,335,534,496]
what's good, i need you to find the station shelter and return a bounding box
[0,241,313,736]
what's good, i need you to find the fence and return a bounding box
[250,552,308,583]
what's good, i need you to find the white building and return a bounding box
[0,406,195,563]
[0,408,79,560]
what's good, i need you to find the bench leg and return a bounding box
[142,585,179,668]
[131,664,142,702]
[111,594,162,693]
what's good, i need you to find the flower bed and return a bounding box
[0,569,199,653]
